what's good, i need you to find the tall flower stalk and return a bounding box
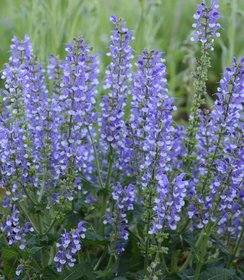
[185,0,221,169]
[100,16,134,220]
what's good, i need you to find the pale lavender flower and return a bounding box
[100,16,133,153]
[104,183,135,254]
[189,58,244,235]
[54,222,87,272]
[50,38,98,182]
[1,35,32,121]
[191,0,221,50]
[149,173,188,233]
[130,50,175,187]
[16,264,24,276]
[1,205,34,249]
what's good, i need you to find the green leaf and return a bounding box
[2,247,19,278]
[199,267,238,280]
[178,268,195,280]
[210,234,231,256]
[95,262,118,279]
[60,264,95,280]
[84,231,109,246]
[42,267,59,280]
[27,246,43,255]
[2,247,19,260]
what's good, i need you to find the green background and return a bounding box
[0,0,243,118]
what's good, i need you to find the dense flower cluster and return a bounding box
[49,38,99,182]
[0,2,243,278]
[130,50,175,186]
[104,183,135,254]
[0,36,33,200]
[1,205,34,249]
[150,174,188,233]
[54,221,87,272]
[100,15,134,174]
[189,57,244,234]
[191,0,221,50]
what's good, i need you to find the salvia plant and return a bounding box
[0,1,243,279]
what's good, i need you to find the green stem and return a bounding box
[18,202,40,234]
[22,186,37,206]
[41,198,67,236]
[86,125,104,188]
[100,146,114,234]
[104,253,115,273]
[194,227,211,280]
[179,231,205,272]
[227,221,244,268]
[37,214,48,268]
[38,167,47,203]
[48,246,55,266]
[41,248,48,268]
[171,250,180,274]
[161,253,170,274]
[144,185,153,274]
[105,146,114,190]
[94,250,107,271]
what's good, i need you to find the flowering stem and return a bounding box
[105,145,114,190]
[104,253,115,274]
[86,125,104,188]
[38,168,47,203]
[18,202,40,234]
[179,230,205,272]
[100,145,114,234]
[201,73,237,193]
[144,184,153,274]
[171,249,180,274]
[194,226,211,280]
[41,197,67,236]
[48,246,55,266]
[227,221,244,268]
[184,46,210,171]
[23,188,37,206]
[93,250,107,271]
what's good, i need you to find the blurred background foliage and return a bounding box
[0,0,244,120]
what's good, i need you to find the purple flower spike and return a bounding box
[1,205,34,249]
[191,57,244,235]
[191,0,221,50]
[50,37,99,181]
[149,174,188,234]
[130,50,175,186]
[100,17,134,154]
[54,221,87,272]
[104,183,135,254]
